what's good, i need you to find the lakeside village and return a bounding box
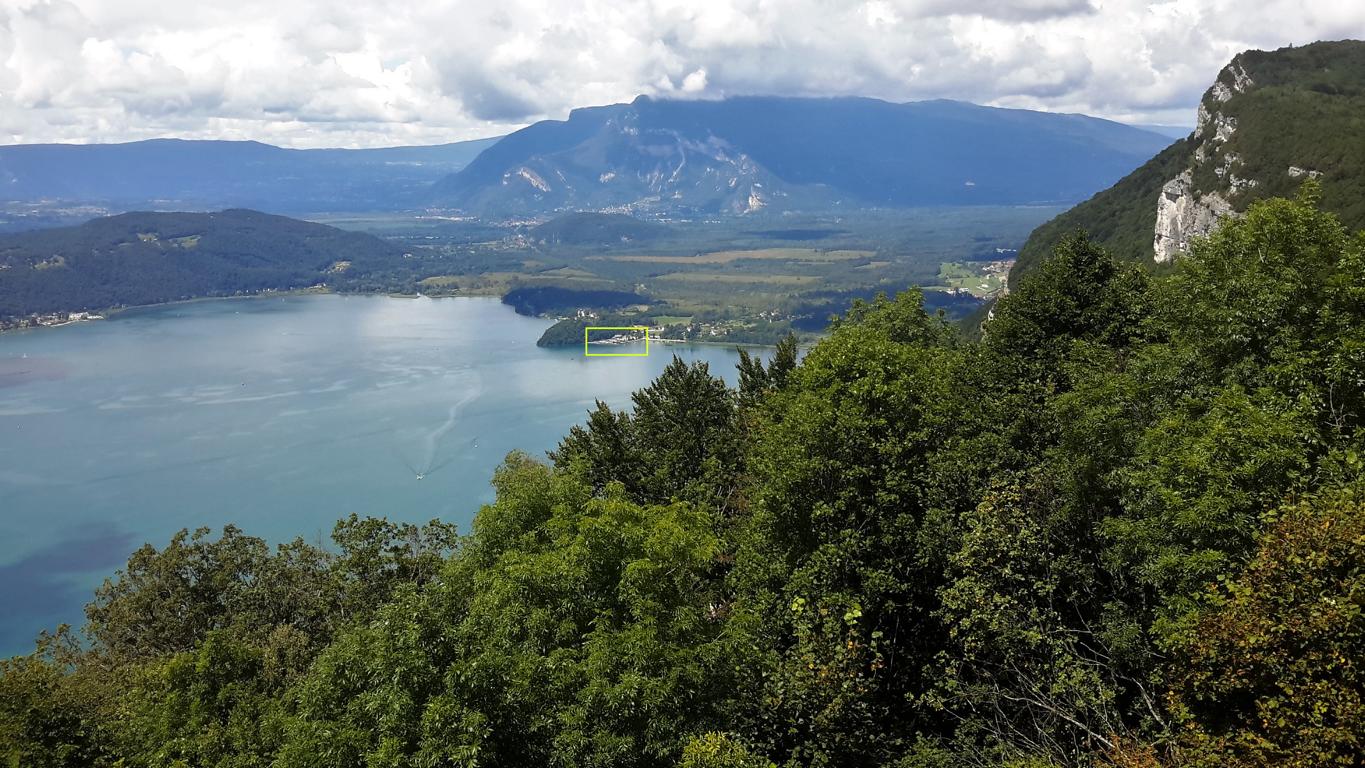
[0,310,103,332]
[570,257,1016,350]
[572,305,794,347]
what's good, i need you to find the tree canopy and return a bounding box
[4,189,1363,768]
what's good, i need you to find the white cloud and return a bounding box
[681,67,708,93]
[0,0,1359,147]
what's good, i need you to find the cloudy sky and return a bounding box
[0,0,1360,148]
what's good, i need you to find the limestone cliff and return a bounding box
[1016,39,1365,278]
[1150,61,1253,262]
[1153,170,1232,262]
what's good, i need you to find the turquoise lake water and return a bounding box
[0,295,756,654]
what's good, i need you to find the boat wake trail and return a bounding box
[400,374,483,480]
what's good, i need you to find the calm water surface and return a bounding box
[0,295,755,654]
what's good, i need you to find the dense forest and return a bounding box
[3,186,1362,767]
[0,210,407,318]
[535,311,641,347]
[502,286,650,317]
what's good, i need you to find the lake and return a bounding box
[0,295,758,655]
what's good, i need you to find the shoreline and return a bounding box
[578,336,788,350]
[651,337,782,349]
[0,288,333,335]
[2,291,808,350]
[0,288,515,336]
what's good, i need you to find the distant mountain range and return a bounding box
[429,96,1173,215]
[0,98,1173,220]
[0,137,499,212]
[1017,40,1365,274]
[0,209,405,318]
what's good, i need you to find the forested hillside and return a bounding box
[0,209,406,318]
[4,187,1363,767]
[501,285,649,317]
[1017,40,1365,276]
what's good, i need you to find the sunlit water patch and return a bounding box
[0,295,758,654]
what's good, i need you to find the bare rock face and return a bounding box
[1154,170,1233,263]
[1152,59,1256,263]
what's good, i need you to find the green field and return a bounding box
[322,206,1058,338]
[937,260,1012,298]
[656,272,822,285]
[593,247,873,264]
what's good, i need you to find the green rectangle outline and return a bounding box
[584,326,650,357]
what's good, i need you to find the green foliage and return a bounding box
[328,514,461,623]
[110,630,296,768]
[930,479,1129,765]
[1198,43,1365,226]
[536,311,640,347]
[737,333,798,409]
[1072,192,1365,618]
[553,400,640,495]
[731,289,960,765]
[631,356,741,504]
[5,189,1364,768]
[985,232,1154,368]
[85,526,334,662]
[1161,185,1365,426]
[554,356,742,508]
[531,212,672,246]
[680,733,776,768]
[1166,492,1365,768]
[84,517,458,666]
[0,630,108,768]
[281,455,734,767]
[503,285,650,317]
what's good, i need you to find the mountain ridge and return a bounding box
[430,95,1172,216]
[0,137,500,213]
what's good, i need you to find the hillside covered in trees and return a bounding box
[1017,40,1365,276]
[502,285,649,317]
[0,209,406,318]
[4,187,1363,767]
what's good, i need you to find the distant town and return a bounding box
[0,310,103,333]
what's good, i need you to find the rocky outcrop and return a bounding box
[1016,40,1365,277]
[1152,59,1255,262]
[1153,170,1233,263]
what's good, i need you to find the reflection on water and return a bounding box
[0,294,758,654]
